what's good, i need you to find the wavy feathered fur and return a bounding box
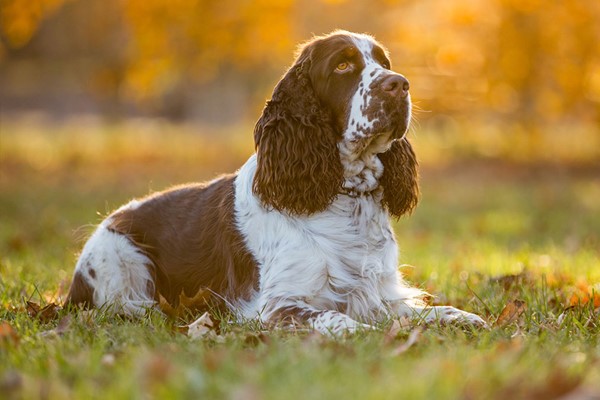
[379,137,420,218]
[253,48,344,215]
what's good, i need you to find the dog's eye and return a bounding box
[335,62,350,72]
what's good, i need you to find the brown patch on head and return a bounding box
[252,36,345,215]
[303,32,364,131]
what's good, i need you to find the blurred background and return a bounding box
[1,0,599,163]
[1,0,599,288]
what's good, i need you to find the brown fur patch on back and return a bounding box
[107,175,258,309]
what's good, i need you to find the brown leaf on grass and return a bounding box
[185,312,214,339]
[0,322,20,347]
[568,281,600,308]
[179,289,212,310]
[158,289,212,320]
[490,272,531,291]
[390,326,423,356]
[25,301,40,317]
[26,301,61,322]
[158,294,178,318]
[494,299,527,327]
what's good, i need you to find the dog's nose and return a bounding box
[382,74,409,98]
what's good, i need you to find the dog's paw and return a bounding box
[424,306,489,329]
[311,311,375,337]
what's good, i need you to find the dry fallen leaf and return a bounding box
[179,289,212,309]
[26,301,61,322]
[489,272,532,291]
[25,301,40,317]
[390,326,422,356]
[495,299,527,327]
[185,312,214,339]
[158,294,178,318]
[159,289,212,320]
[568,281,600,308]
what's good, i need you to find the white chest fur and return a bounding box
[234,155,398,320]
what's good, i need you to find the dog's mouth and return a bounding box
[344,130,394,159]
[380,95,411,138]
[342,108,410,158]
[357,91,410,139]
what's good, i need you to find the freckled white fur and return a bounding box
[338,35,393,195]
[73,205,155,316]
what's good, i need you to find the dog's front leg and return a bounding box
[393,301,488,328]
[262,298,374,336]
[379,271,487,328]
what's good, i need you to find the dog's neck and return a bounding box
[338,132,393,196]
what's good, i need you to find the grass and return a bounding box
[1,118,599,399]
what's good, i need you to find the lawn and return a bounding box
[1,119,599,399]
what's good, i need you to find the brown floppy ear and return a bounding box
[378,137,420,218]
[252,50,343,215]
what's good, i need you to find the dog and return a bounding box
[65,30,486,335]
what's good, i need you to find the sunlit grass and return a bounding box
[1,118,599,399]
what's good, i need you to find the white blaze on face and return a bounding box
[337,35,392,195]
[341,36,387,149]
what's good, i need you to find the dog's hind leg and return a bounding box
[64,220,156,316]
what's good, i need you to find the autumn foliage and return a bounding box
[1,0,599,131]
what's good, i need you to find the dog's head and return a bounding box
[253,30,418,217]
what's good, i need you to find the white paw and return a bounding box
[311,311,375,336]
[423,306,488,328]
